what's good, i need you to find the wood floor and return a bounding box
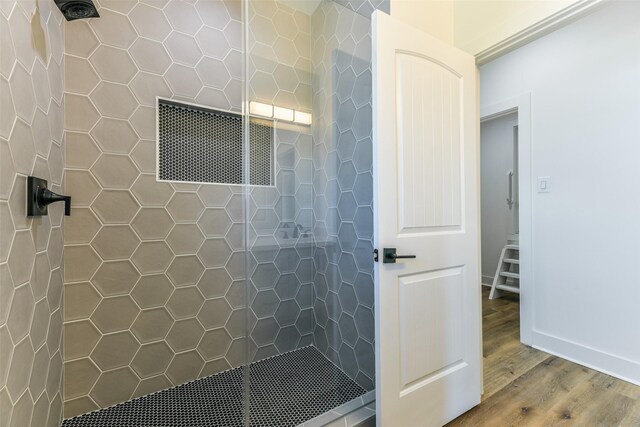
[447,288,640,426]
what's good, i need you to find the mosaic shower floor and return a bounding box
[61,346,366,427]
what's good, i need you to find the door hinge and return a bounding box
[373,249,379,262]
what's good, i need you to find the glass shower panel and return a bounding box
[243,0,375,425]
[310,0,376,392]
[243,0,319,424]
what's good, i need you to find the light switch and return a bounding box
[538,176,551,193]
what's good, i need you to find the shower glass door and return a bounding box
[242,0,316,423]
[243,0,375,425]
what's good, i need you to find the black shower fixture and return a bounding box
[54,0,99,21]
[27,176,72,217]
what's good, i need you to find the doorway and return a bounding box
[479,95,533,347]
[476,96,535,401]
[470,93,541,401]
[480,112,519,295]
[478,109,533,397]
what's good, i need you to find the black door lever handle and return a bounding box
[382,248,416,263]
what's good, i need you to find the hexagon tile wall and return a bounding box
[0,1,66,426]
[59,0,381,420]
[61,0,316,419]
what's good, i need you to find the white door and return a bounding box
[372,11,482,426]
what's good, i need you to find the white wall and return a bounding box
[391,0,454,43]
[454,0,580,55]
[481,113,517,284]
[480,0,640,384]
[391,0,580,51]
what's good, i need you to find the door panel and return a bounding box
[399,267,465,390]
[373,10,481,427]
[397,53,462,231]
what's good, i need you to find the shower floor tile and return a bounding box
[61,346,366,427]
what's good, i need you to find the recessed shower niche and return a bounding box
[157,99,275,186]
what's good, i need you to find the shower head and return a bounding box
[54,0,100,21]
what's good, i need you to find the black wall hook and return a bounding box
[27,176,71,217]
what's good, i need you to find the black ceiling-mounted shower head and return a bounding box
[54,0,100,21]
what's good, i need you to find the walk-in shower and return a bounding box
[59,0,382,425]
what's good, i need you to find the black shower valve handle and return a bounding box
[27,176,72,217]
[40,188,72,216]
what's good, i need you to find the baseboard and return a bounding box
[481,275,493,287]
[532,330,640,386]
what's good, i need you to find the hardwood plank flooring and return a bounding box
[447,288,640,426]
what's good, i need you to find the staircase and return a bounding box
[489,243,520,299]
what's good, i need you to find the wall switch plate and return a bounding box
[538,176,551,193]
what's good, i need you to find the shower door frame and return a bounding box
[240,0,252,425]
